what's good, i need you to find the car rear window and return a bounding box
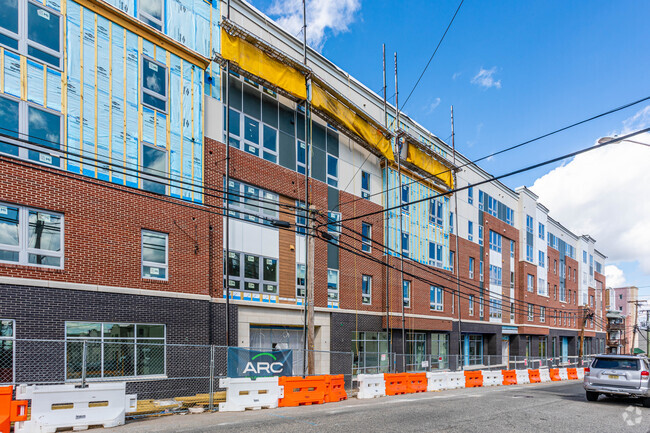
[592,358,640,370]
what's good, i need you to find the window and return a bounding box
[510,302,515,321]
[227,180,279,225]
[142,230,167,279]
[450,251,455,273]
[489,296,502,319]
[406,333,427,371]
[0,95,63,167]
[0,204,63,268]
[141,57,168,113]
[0,1,62,69]
[225,251,278,294]
[489,265,502,286]
[560,282,566,302]
[526,215,533,233]
[328,269,339,302]
[326,154,338,187]
[553,310,556,325]
[361,222,372,253]
[0,319,14,383]
[138,0,164,31]
[538,223,545,240]
[431,333,449,369]
[403,280,411,308]
[540,306,546,322]
[469,257,475,279]
[479,295,484,318]
[463,334,483,366]
[468,186,473,204]
[402,233,409,258]
[537,278,546,296]
[526,245,533,263]
[583,251,587,263]
[510,271,514,289]
[296,140,306,174]
[428,242,442,267]
[65,322,165,379]
[430,286,443,311]
[510,240,515,258]
[141,144,168,194]
[295,201,307,235]
[361,171,370,199]
[479,261,484,282]
[429,200,443,226]
[469,295,474,316]
[362,275,372,305]
[351,331,389,376]
[478,190,484,210]
[489,230,502,253]
[527,304,534,321]
[478,225,483,246]
[449,212,454,234]
[554,260,557,274]
[554,285,557,300]
[327,211,341,242]
[539,337,547,358]
[401,184,409,213]
[538,251,545,268]
[296,263,305,297]
[526,274,534,292]
[467,221,473,242]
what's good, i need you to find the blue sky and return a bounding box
[247,0,650,298]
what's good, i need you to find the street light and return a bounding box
[598,135,650,147]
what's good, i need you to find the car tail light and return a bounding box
[584,367,590,374]
[642,371,649,378]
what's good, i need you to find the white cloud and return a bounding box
[265,0,361,51]
[452,72,462,80]
[531,126,650,275]
[621,105,650,134]
[471,67,501,89]
[426,97,441,114]
[605,265,626,288]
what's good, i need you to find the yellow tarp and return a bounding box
[406,143,454,189]
[221,29,307,100]
[312,85,394,161]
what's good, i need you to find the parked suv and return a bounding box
[584,354,650,407]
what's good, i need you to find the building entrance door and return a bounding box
[561,337,569,364]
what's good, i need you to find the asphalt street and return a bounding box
[113,381,650,433]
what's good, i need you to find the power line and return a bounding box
[326,128,650,227]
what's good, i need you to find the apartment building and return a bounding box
[0,0,606,385]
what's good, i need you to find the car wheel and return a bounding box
[643,398,650,408]
[586,391,599,402]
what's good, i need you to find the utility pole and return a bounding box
[394,53,406,370]
[579,307,593,358]
[382,44,391,361]
[646,310,649,356]
[451,106,462,361]
[628,300,647,354]
[306,206,315,375]
[224,0,232,347]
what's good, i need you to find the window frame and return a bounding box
[141,141,169,195]
[0,202,64,269]
[141,229,168,280]
[468,257,474,279]
[326,154,338,187]
[361,274,372,305]
[526,274,534,292]
[227,180,279,226]
[225,250,279,295]
[0,319,15,384]
[327,268,339,302]
[141,55,168,114]
[64,321,166,380]
[0,1,63,70]
[137,0,165,32]
[540,306,546,323]
[403,280,411,309]
[296,263,306,298]
[469,295,474,316]
[361,171,371,199]
[467,220,473,242]
[361,222,372,253]
[430,286,443,311]
[527,304,534,321]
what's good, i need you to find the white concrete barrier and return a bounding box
[481,370,503,387]
[558,368,569,381]
[446,372,466,390]
[538,369,552,382]
[426,372,449,391]
[515,370,530,385]
[576,368,585,380]
[357,374,386,399]
[218,377,283,412]
[14,383,136,433]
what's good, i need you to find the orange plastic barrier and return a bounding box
[549,368,561,381]
[464,370,483,388]
[384,373,409,396]
[1,385,28,433]
[406,373,427,393]
[567,368,578,380]
[278,376,327,407]
[502,370,517,385]
[528,369,541,383]
[324,375,348,403]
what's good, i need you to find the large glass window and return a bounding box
[327,154,338,187]
[138,0,164,31]
[226,180,279,225]
[141,57,168,112]
[431,333,449,369]
[469,257,475,279]
[463,334,483,366]
[0,95,63,167]
[489,230,502,252]
[0,203,63,268]
[327,269,339,302]
[225,251,278,295]
[296,263,305,298]
[361,275,371,305]
[489,296,502,319]
[403,280,411,308]
[361,222,372,253]
[65,322,165,379]
[406,332,426,371]
[0,1,62,68]
[0,319,14,383]
[361,171,370,199]
[141,144,167,194]
[351,331,389,376]
[141,230,167,280]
